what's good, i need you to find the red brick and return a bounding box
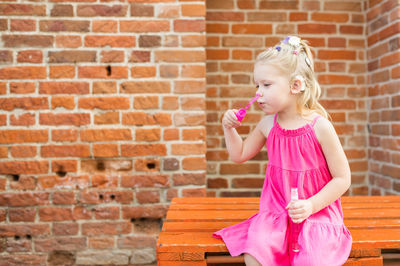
[136,128,161,141]
[39,207,73,221]
[81,129,131,142]
[9,176,36,190]
[173,173,206,186]
[78,97,130,110]
[40,82,89,94]
[0,97,48,111]
[121,174,169,188]
[121,144,166,157]
[93,144,119,157]
[10,113,35,126]
[53,223,79,236]
[298,23,336,34]
[8,208,36,222]
[134,158,160,172]
[82,222,131,235]
[89,237,115,249]
[220,163,260,174]
[182,156,206,170]
[0,66,46,79]
[182,128,206,140]
[174,19,205,32]
[39,113,90,126]
[232,24,272,34]
[52,129,78,142]
[172,143,206,155]
[51,96,75,110]
[122,205,168,219]
[0,224,50,237]
[155,50,205,62]
[182,4,205,17]
[207,11,244,22]
[41,145,90,157]
[94,112,120,125]
[164,128,179,141]
[120,20,169,32]
[311,12,349,22]
[318,50,356,60]
[91,175,118,188]
[131,66,156,78]
[34,237,86,252]
[93,206,120,220]
[117,235,156,249]
[174,80,205,93]
[136,190,160,204]
[134,96,159,109]
[78,66,128,79]
[120,81,170,93]
[10,145,36,158]
[53,191,76,205]
[182,188,207,197]
[318,74,354,84]
[0,161,49,175]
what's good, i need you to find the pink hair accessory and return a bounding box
[235,93,262,122]
[293,50,299,55]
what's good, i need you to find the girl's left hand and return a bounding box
[285,199,314,224]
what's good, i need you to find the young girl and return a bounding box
[212,36,353,266]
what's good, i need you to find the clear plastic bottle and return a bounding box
[290,188,300,252]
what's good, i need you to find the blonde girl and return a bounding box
[212,36,352,266]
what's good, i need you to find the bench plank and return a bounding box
[165,208,400,221]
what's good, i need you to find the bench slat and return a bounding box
[168,202,400,210]
[162,219,400,232]
[171,196,400,205]
[157,229,400,252]
[165,208,400,221]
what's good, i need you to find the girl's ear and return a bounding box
[290,79,303,94]
[290,75,306,94]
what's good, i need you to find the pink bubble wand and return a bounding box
[235,93,261,122]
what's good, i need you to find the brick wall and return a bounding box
[0,0,206,265]
[205,0,371,197]
[366,0,400,195]
[0,0,399,265]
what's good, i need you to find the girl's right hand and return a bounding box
[222,109,241,129]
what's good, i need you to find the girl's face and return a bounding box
[253,62,292,114]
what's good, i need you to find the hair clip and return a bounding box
[275,46,281,51]
[305,57,311,67]
[293,50,299,55]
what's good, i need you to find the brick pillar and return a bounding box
[0,0,206,264]
[366,0,400,195]
[205,0,369,196]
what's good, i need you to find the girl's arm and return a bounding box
[309,118,351,213]
[288,117,351,223]
[222,110,268,163]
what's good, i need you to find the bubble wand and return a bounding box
[235,93,261,122]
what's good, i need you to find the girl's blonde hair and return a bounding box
[255,36,329,119]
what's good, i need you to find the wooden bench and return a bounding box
[157,196,400,266]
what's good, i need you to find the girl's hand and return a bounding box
[285,199,314,224]
[222,109,241,129]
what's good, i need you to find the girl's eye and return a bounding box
[264,84,270,87]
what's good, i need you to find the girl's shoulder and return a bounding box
[256,114,275,138]
[313,114,338,145]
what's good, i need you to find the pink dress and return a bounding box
[213,114,352,266]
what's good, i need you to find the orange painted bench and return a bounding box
[157,196,400,265]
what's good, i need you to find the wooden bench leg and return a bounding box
[157,252,207,266]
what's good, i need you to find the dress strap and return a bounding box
[273,113,278,125]
[311,115,321,127]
